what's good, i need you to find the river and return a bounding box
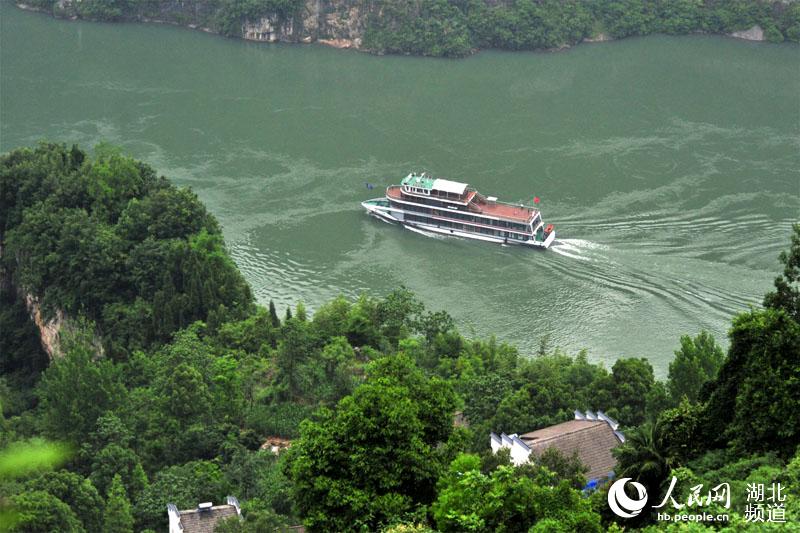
[2,3,798,375]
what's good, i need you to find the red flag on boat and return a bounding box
[533,196,540,204]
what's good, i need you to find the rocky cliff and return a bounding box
[17,1,800,57]
[240,1,367,48]
[0,240,63,359]
[24,293,66,359]
[25,0,370,49]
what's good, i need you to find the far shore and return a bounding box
[15,2,777,59]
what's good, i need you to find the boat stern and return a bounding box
[542,229,556,248]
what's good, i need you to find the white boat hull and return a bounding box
[362,200,555,249]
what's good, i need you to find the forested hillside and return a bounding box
[0,143,798,531]
[20,0,800,57]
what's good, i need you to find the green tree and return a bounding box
[0,439,69,531]
[344,294,381,347]
[536,447,588,490]
[295,301,307,322]
[285,355,457,531]
[25,470,104,532]
[268,300,281,328]
[667,331,724,404]
[223,449,293,517]
[89,444,148,504]
[311,295,351,339]
[376,287,424,347]
[703,308,800,458]
[5,204,123,315]
[431,453,602,532]
[315,336,358,402]
[601,357,655,427]
[116,186,218,242]
[7,491,83,533]
[163,362,212,421]
[764,223,800,322]
[134,460,230,531]
[613,421,670,497]
[657,399,708,466]
[84,145,151,223]
[215,306,277,353]
[36,326,126,444]
[215,512,285,533]
[103,474,134,533]
[273,317,318,401]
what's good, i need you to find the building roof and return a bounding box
[178,506,237,533]
[520,419,623,481]
[168,498,241,533]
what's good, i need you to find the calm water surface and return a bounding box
[2,3,798,375]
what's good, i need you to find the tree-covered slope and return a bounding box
[20,0,800,57]
[1,143,798,532]
[0,142,254,360]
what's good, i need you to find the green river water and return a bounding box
[2,3,798,375]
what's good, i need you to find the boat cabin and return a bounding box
[401,172,472,203]
[395,172,539,226]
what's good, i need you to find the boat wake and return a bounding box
[550,238,607,262]
[404,224,447,240]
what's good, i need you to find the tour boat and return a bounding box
[362,172,556,249]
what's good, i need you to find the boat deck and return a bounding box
[386,186,537,223]
[471,196,537,222]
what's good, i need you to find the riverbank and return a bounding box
[15,0,799,58]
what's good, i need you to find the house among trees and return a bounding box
[167,497,242,532]
[491,410,625,482]
[260,436,293,455]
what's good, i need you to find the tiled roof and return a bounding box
[520,420,623,480]
[178,505,238,533]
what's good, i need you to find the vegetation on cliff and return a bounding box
[365,0,800,56]
[0,142,253,361]
[0,143,798,531]
[21,0,800,57]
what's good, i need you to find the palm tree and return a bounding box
[613,420,670,494]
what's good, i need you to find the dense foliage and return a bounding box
[1,143,798,531]
[431,453,602,532]
[366,0,800,56]
[23,0,800,57]
[1,143,253,360]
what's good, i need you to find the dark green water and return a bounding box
[2,3,798,375]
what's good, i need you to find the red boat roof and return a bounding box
[386,186,537,223]
[472,195,537,223]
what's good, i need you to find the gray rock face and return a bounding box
[240,0,366,47]
[730,25,765,41]
[242,16,295,43]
